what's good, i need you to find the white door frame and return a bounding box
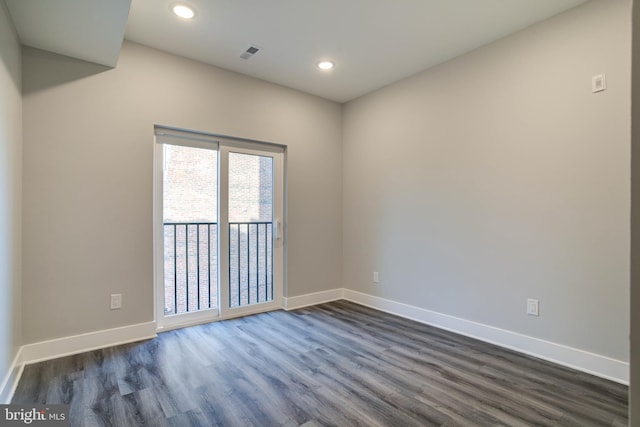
[218,142,284,320]
[153,127,285,331]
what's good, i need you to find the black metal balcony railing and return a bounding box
[163,222,217,315]
[163,221,273,315]
[229,222,273,308]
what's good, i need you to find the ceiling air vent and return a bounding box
[240,45,260,60]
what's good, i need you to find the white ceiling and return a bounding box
[5,0,131,67]
[6,0,590,102]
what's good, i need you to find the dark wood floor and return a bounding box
[12,301,627,426]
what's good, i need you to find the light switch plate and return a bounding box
[527,298,539,317]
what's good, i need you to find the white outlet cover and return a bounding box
[373,272,379,283]
[592,74,606,93]
[110,293,122,310]
[527,298,539,317]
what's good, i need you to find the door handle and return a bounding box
[273,220,281,241]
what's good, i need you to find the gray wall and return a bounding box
[631,0,639,421]
[0,0,22,389]
[16,0,634,399]
[22,41,343,343]
[343,0,631,361]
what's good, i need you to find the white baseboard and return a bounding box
[3,288,628,403]
[21,322,157,365]
[343,289,629,385]
[283,288,344,311]
[0,348,24,404]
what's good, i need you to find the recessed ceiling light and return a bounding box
[172,4,195,19]
[317,61,335,71]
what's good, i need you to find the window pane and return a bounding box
[228,152,273,308]
[228,152,272,222]
[163,144,217,223]
[162,144,218,314]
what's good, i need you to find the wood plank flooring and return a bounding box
[12,301,628,426]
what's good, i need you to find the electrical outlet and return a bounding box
[592,74,606,93]
[110,294,122,310]
[527,299,539,317]
[373,272,380,283]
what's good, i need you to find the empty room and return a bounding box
[1,0,639,425]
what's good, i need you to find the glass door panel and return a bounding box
[162,144,218,316]
[155,128,283,328]
[228,152,274,308]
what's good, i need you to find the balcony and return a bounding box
[163,221,273,315]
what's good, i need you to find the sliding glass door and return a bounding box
[154,128,283,329]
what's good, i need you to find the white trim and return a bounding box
[159,307,219,331]
[219,304,281,322]
[0,347,24,404]
[157,315,214,333]
[4,288,628,405]
[218,143,285,319]
[152,139,164,329]
[21,322,157,365]
[158,302,283,332]
[154,125,285,151]
[342,289,629,385]
[283,288,344,311]
[155,126,222,147]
